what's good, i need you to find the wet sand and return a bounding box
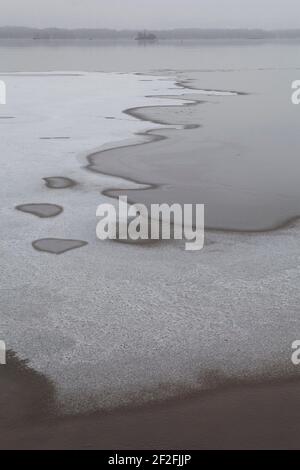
[1,354,300,450]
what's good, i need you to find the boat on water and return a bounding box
[135,31,157,42]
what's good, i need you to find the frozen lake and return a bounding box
[1,42,300,411]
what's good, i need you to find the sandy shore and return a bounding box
[1,353,300,450]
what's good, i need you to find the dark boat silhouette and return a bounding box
[135,31,157,42]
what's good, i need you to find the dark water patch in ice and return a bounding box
[85,75,300,232]
[43,177,77,189]
[16,203,63,218]
[32,238,88,254]
[175,78,248,95]
[124,98,202,127]
[40,137,70,140]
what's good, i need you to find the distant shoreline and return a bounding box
[3,27,300,40]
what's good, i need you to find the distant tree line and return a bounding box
[1,27,300,40]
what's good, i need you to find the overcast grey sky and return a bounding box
[2,0,300,29]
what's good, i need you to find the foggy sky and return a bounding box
[2,0,300,30]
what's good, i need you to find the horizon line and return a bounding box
[1,26,300,31]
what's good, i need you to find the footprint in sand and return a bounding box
[16,203,63,218]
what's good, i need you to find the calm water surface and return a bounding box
[1,39,300,230]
